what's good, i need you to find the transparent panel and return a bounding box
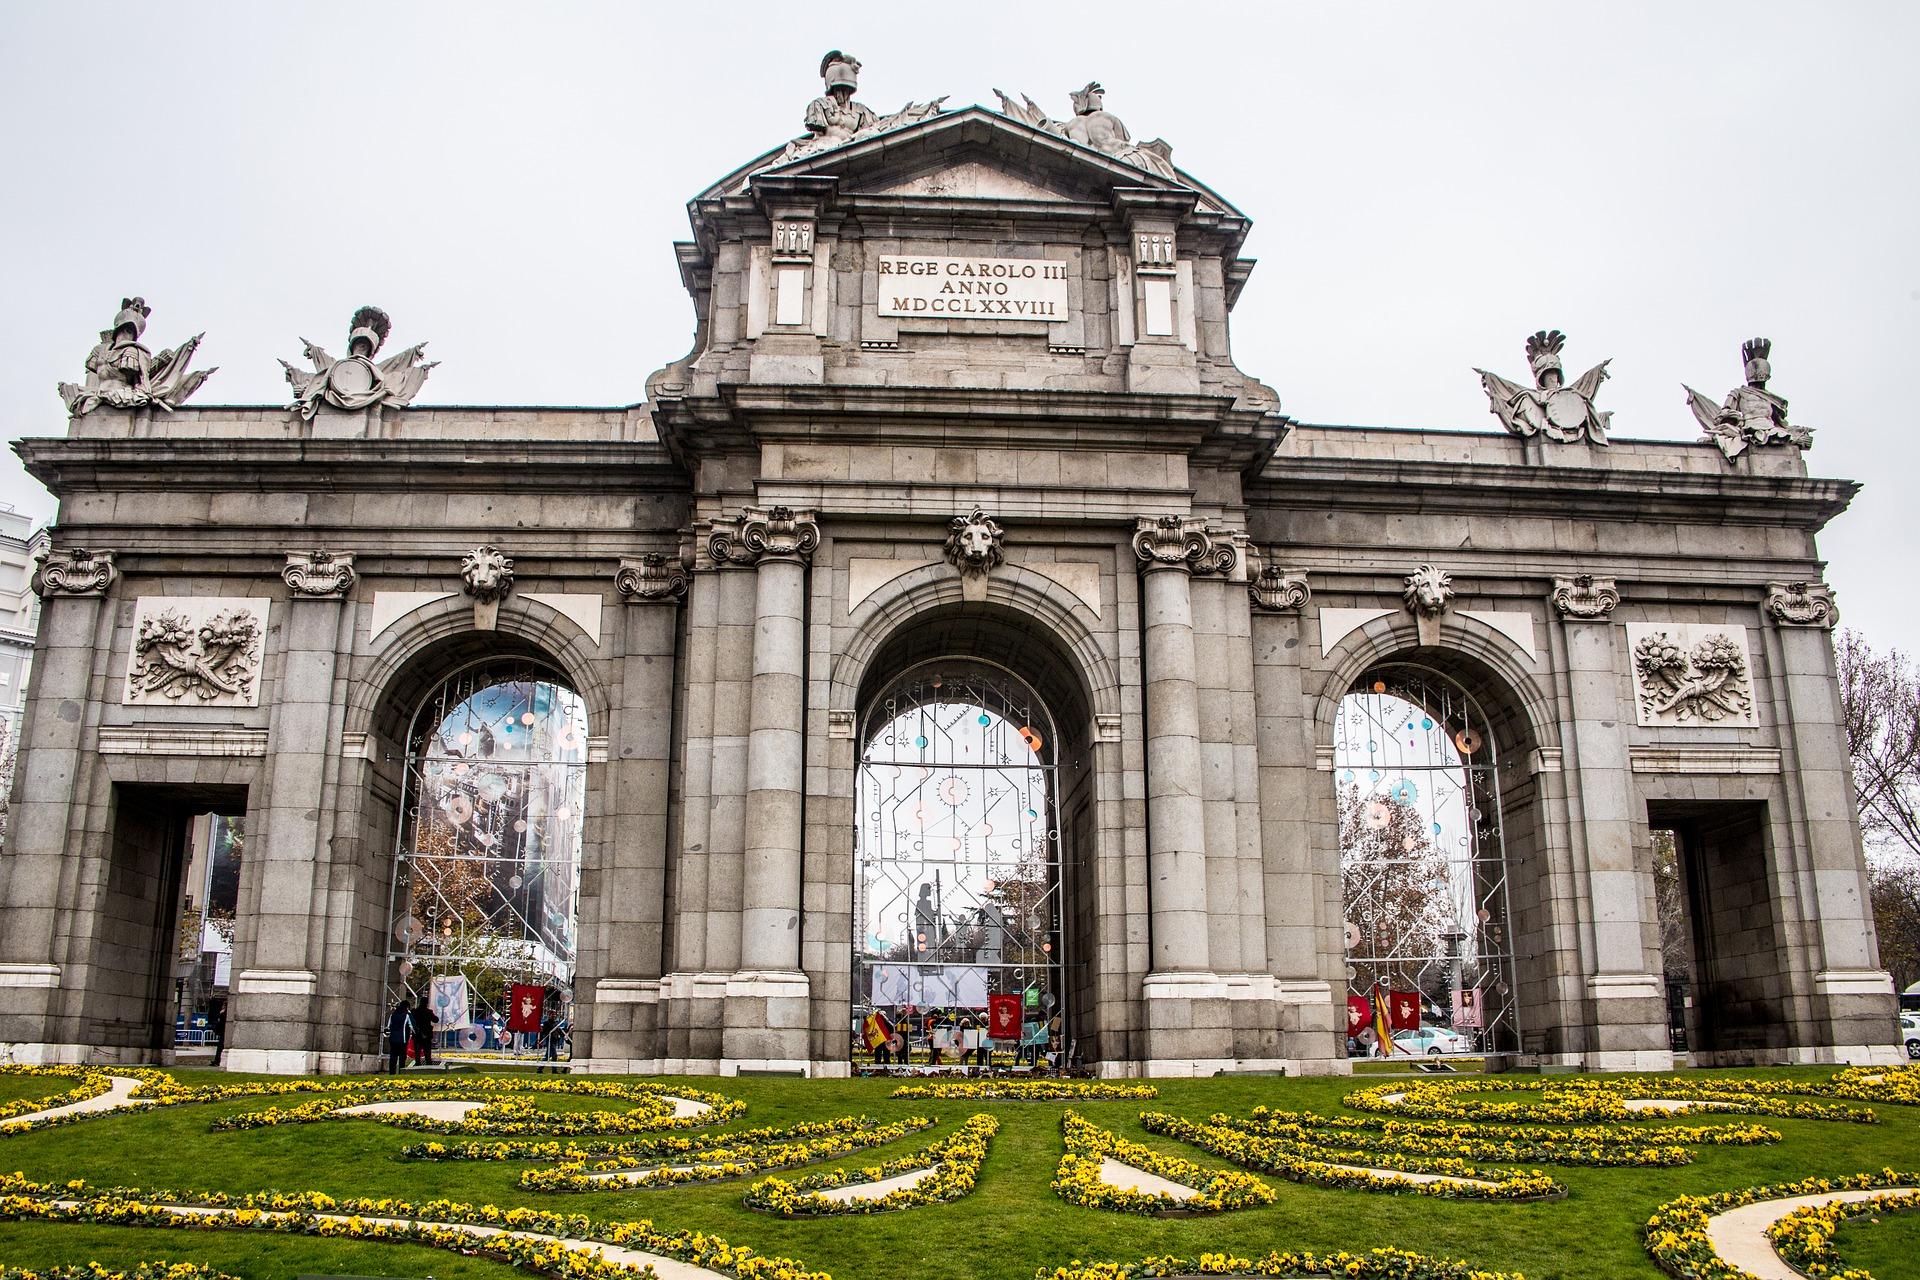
[386,660,586,1062]
[1335,664,1519,1055]
[853,661,1065,1065]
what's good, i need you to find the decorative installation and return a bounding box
[1765,580,1839,629]
[1132,515,1234,574]
[58,297,215,417]
[615,552,689,604]
[708,506,820,566]
[281,550,357,599]
[122,597,268,708]
[1549,573,1620,620]
[771,51,947,165]
[30,547,116,598]
[280,306,436,419]
[1475,329,1612,446]
[1248,562,1311,613]
[1627,623,1757,727]
[1685,337,1813,461]
[993,81,1177,178]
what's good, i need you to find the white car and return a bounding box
[1901,1011,1919,1060]
[1392,1027,1473,1055]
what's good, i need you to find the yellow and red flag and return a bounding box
[861,1009,894,1052]
[1371,984,1395,1056]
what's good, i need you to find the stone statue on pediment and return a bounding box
[992,81,1176,179]
[1684,337,1812,461]
[279,306,435,420]
[1476,329,1612,446]
[58,297,215,417]
[773,51,947,165]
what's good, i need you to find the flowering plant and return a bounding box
[1644,1169,1920,1279]
[891,1080,1156,1101]
[1052,1109,1274,1214]
[743,1114,999,1216]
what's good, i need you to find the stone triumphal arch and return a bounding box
[0,57,1898,1074]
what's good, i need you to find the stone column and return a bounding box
[1761,581,1899,1062]
[1132,517,1231,1072]
[713,506,817,1072]
[1550,574,1672,1070]
[579,551,688,1072]
[0,548,115,1060]
[226,551,357,1074]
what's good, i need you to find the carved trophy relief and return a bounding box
[1627,623,1757,727]
[122,597,270,708]
[1475,329,1612,447]
[1684,338,1813,462]
[279,307,435,420]
[59,297,215,417]
[992,80,1176,179]
[767,52,947,167]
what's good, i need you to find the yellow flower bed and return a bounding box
[0,1169,831,1280]
[1035,1245,1524,1279]
[212,1079,741,1135]
[522,1115,936,1191]
[1643,1169,1920,1280]
[1052,1110,1274,1215]
[402,1113,889,1163]
[743,1113,999,1215]
[0,1066,113,1124]
[1345,1073,1888,1125]
[1,1266,238,1280]
[891,1079,1157,1101]
[1141,1113,1562,1201]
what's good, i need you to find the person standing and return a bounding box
[209,999,228,1067]
[411,995,438,1067]
[385,998,412,1075]
[538,1007,567,1071]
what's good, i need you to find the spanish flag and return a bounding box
[861,1009,894,1052]
[1371,984,1395,1056]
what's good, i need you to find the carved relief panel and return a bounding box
[1625,622,1757,728]
[122,597,271,708]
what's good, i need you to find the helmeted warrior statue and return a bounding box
[1684,337,1812,461]
[992,81,1177,179]
[58,297,215,417]
[1475,329,1613,446]
[279,306,436,420]
[772,51,947,164]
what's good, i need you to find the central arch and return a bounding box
[836,593,1105,1070]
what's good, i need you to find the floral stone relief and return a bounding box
[1626,622,1757,728]
[122,597,270,708]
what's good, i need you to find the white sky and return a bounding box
[3,3,1915,641]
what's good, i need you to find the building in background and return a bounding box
[0,505,43,738]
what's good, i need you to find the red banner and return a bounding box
[507,983,544,1033]
[862,1009,894,1051]
[1390,989,1422,1031]
[987,994,1022,1040]
[1345,995,1371,1037]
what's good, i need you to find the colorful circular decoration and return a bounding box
[1363,800,1393,831]
[1454,727,1484,755]
[1018,725,1044,753]
[937,775,969,806]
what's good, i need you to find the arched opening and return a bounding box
[383,657,587,1065]
[845,600,1098,1071]
[1334,662,1522,1058]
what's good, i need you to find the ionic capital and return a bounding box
[710,506,819,567]
[616,551,690,604]
[1550,573,1619,621]
[1132,516,1233,575]
[31,546,116,598]
[1248,562,1311,612]
[1765,580,1839,629]
[282,549,357,600]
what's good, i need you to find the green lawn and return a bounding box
[0,1072,80,1107]
[1831,1203,1920,1279]
[0,1066,1915,1280]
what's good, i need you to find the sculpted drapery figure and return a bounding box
[1684,337,1812,461]
[773,51,947,165]
[1475,329,1613,446]
[280,307,435,420]
[58,297,215,417]
[991,81,1177,179]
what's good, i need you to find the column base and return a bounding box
[720,970,811,1069]
[1140,971,1233,1068]
[587,977,661,1064]
[0,1041,151,1067]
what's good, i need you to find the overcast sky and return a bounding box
[3,3,1915,641]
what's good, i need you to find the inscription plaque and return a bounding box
[877,255,1070,321]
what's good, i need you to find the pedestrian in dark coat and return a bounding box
[385,999,412,1074]
[411,996,438,1066]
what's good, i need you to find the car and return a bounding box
[1901,1011,1920,1060]
[1391,1026,1473,1056]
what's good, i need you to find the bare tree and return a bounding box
[1838,629,1920,859]
[1870,859,1920,998]
[1650,828,1692,981]
[1338,782,1454,972]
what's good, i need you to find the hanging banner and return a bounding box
[987,994,1022,1040]
[1370,985,1395,1055]
[1345,995,1371,1038]
[1390,989,1423,1031]
[1453,986,1483,1029]
[431,974,472,1030]
[507,983,545,1034]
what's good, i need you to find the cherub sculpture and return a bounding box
[1475,329,1612,446]
[58,297,215,416]
[772,51,946,164]
[992,81,1176,179]
[280,306,435,420]
[1684,338,1812,461]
